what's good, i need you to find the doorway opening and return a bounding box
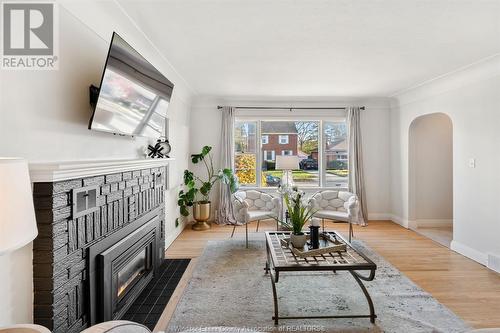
[409,113,453,247]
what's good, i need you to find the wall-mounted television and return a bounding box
[88,32,174,138]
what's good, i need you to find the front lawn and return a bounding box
[264,170,317,181]
[327,169,348,177]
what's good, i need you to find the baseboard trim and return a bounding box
[164,220,187,250]
[450,240,488,266]
[414,219,453,228]
[367,213,392,221]
[487,253,500,273]
[387,214,409,228]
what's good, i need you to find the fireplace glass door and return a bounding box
[117,248,147,299]
[112,238,154,314]
[96,222,157,323]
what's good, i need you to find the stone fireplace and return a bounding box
[30,159,171,333]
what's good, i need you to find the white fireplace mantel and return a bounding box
[29,158,174,183]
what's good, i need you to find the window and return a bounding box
[234,119,348,188]
[234,121,257,186]
[263,150,275,161]
[324,121,348,187]
[278,135,289,144]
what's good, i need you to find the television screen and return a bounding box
[89,32,174,138]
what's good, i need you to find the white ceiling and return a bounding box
[118,0,500,97]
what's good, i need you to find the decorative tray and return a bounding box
[280,233,347,258]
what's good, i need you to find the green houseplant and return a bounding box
[275,187,317,248]
[178,146,239,230]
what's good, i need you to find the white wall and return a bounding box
[0,1,193,325]
[408,113,453,225]
[390,55,500,265]
[189,97,392,220]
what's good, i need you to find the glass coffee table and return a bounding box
[264,231,377,325]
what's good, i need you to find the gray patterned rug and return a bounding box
[166,236,470,333]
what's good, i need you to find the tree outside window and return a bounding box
[234,121,257,185]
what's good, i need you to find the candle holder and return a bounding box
[309,225,320,249]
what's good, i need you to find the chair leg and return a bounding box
[231,223,236,238]
[245,222,249,248]
[349,221,353,243]
[322,219,325,234]
[256,220,260,232]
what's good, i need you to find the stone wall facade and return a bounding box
[32,166,166,333]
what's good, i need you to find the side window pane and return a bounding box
[234,121,257,186]
[324,121,348,187]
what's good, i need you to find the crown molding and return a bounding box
[392,54,500,107]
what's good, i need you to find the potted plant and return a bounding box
[276,187,317,248]
[177,146,239,231]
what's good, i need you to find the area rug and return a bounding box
[166,236,470,333]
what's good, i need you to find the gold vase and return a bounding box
[192,201,211,231]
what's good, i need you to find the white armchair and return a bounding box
[308,190,360,242]
[232,190,281,247]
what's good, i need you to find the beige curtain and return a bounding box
[347,106,368,226]
[217,106,237,225]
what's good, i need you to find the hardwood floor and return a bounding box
[165,220,500,329]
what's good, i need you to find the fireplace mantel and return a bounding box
[29,158,174,182]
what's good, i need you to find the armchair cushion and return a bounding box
[247,210,274,221]
[314,210,349,222]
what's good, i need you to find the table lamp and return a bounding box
[275,155,300,187]
[0,158,38,255]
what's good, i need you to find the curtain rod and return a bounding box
[217,106,365,110]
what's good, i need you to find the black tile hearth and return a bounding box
[122,259,191,330]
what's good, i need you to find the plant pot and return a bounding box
[192,201,211,231]
[290,232,307,248]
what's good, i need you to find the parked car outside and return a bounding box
[265,174,281,187]
[299,158,318,170]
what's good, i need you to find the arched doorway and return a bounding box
[408,113,453,247]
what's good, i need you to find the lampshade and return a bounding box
[0,158,38,255]
[275,155,300,170]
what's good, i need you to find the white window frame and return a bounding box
[262,135,269,144]
[278,135,289,144]
[282,150,293,156]
[234,115,348,189]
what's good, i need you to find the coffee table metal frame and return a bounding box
[264,231,377,325]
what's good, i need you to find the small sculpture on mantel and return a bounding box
[147,137,171,158]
